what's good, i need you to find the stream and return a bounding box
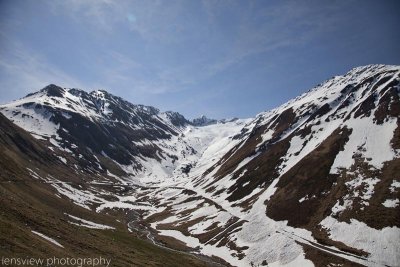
[126,211,226,267]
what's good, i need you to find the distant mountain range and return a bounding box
[0,64,399,267]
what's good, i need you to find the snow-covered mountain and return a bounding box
[1,64,399,267]
[191,115,239,126]
[0,84,200,182]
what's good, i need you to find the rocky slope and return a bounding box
[1,64,399,267]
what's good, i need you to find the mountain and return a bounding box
[0,112,212,267]
[192,115,218,126]
[0,84,201,183]
[0,64,399,267]
[191,115,239,126]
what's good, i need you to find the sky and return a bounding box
[0,0,399,119]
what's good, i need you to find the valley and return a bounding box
[0,64,399,267]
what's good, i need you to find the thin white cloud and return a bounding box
[0,0,364,105]
[49,0,120,32]
[46,1,216,93]
[0,38,86,103]
[202,1,352,78]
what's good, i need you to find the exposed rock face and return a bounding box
[191,115,218,126]
[1,64,399,267]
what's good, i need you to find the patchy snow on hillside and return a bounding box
[51,182,104,210]
[331,117,397,173]
[320,216,400,267]
[96,194,156,212]
[1,105,60,139]
[66,214,115,230]
[236,188,315,267]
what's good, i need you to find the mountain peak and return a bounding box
[162,111,190,127]
[348,63,395,73]
[26,84,65,98]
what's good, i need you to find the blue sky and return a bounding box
[0,0,399,119]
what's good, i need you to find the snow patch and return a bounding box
[382,199,399,208]
[320,216,400,267]
[31,230,64,248]
[66,214,115,230]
